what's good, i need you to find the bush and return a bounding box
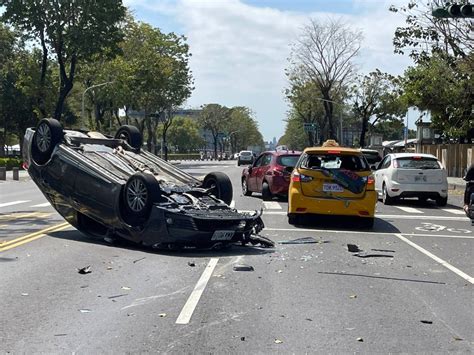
[0,157,23,170]
[167,153,201,161]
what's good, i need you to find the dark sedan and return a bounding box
[23,119,274,249]
[241,150,301,200]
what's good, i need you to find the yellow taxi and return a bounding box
[288,141,377,228]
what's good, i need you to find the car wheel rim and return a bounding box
[127,179,148,212]
[37,123,51,153]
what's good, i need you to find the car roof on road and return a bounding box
[304,146,362,154]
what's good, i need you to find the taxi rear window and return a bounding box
[299,153,369,172]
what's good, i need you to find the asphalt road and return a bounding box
[1,160,473,353]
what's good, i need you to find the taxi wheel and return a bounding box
[382,184,394,205]
[261,181,272,201]
[360,217,374,229]
[288,214,301,225]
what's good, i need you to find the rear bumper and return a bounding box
[269,176,290,195]
[388,182,448,198]
[288,189,377,217]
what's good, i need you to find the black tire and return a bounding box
[31,118,63,165]
[122,172,161,224]
[382,184,394,205]
[115,125,142,150]
[436,196,448,207]
[418,197,428,204]
[288,214,301,225]
[203,172,233,205]
[237,161,241,166]
[261,181,272,201]
[242,178,251,196]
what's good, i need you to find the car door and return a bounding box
[374,155,391,194]
[247,154,264,191]
[256,153,273,192]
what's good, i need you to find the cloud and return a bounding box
[124,0,414,141]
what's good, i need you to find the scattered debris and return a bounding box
[420,320,433,324]
[121,286,131,290]
[279,237,319,244]
[346,328,355,331]
[159,313,167,318]
[106,266,113,270]
[305,318,313,322]
[233,264,254,272]
[274,339,283,344]
[108,294,128,299]
[300,255,312,262]
[80,285,89,288]
[79,309,91,313]
[347,244,361,252]
[371,248,395,253]
[357,337,364,342]
[354,253,393,258]
[188,261,196,267]
[240,337,246,341]
[54,334,67,337]
[127,313,135,317]
[77,265,92,274]
[277,270,283,273]
[453,336,463,341]
[133,257,146,264]
[349,294,357,299]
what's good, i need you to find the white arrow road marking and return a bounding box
[394,233,474,284]
[0,200,31,208]
[176,258,219,325]
[394,206,423,214]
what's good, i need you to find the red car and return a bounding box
[241,150,301,200]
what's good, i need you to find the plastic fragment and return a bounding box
[121,286,131,290]
[274,339,283,344]
[77,265,92,274]
[21,293,29,296]
[188,261,196,267]
[233,264,254,271]
[159,313,167,318]
[347,244,360,252]
[357,337,363,342]
[349,294,357,299]
[79,309,91,313]
[420,320,433,324]
[133,257,146,264]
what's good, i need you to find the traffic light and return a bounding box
[432,2,474,18]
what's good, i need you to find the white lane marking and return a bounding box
[229,200,235,209]
[394,206,423,214]
[31,202,50,208]
[264,228,474,239]
[263,201,282,210]
[0,200,31,208]
[394,233,474,284]
[442,208,465,215]
[176,258,219,325]
[262,211,469,221]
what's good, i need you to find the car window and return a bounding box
[363,152,382,164]
[380,156,391,169]
[277,155,300,167]
[395,156,441,169]
[262,154,272,166]
[299,153,369,172]
[240,151,252,156]
[253,155,264,167]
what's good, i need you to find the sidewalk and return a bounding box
[447,177,466,191]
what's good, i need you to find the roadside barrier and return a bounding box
[0,167,5,180]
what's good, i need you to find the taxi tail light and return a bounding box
[367,175,375,185]
[22,161,29,170]
[291,171,300,182]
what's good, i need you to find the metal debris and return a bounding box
[357,337,364,342]
[371,248,395,253]
[188,261,196,267]
[279,237,319,244]
[274,339,283,344]
[233,264,254,272]
[347,244,360,252]
[420,320,433,324]
[133,257,146,264]
[79,309,91,313]
[77,265,92,274]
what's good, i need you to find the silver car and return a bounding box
[374,153,448,206]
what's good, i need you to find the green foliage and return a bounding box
[0,157,22,170]
[225,107,264,152]
[372,119,404,141]
[278,113,307,151]
[402,54,473,137]
[166,116,204,153]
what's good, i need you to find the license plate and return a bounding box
[415,175,427,182]
[323,183,344,192]
[211,230,235,241]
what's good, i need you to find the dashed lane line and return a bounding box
[0,200,31,208]
[176,258,219,325]
[263,201,282,210]
[394,233,474,284]
[394,206,424,214]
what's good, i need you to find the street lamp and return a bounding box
[81,81,114,120]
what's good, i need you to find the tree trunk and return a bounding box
[146,116,153,152]
[359,115,369,148]
[54,55,77,121]
[38,29,48,117]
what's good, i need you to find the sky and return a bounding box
[124,0,415,141]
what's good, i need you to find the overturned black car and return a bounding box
[23,119,273,249]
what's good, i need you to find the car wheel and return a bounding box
[382,184,394,205]
[203,172,233,205]
[436,196,448,207]
[288,214,301,225]
[31,118,64,165]
[418,197,428,204]
[242,178,251,196]
[115,125,142,150]
[123,172,161,224]
[261,181,272,201]
[237,161,241,166]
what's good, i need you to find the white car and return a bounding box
[237,150,254,166]
[374,153,448,206]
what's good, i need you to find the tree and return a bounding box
[1,0,127,121]
[288,18,362,140]
[278,113,307,151]
[166,116,204,153]
[390,0,472,63]
[351,70,407,147]
[198,104,231,159]
[224,107,264,153]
